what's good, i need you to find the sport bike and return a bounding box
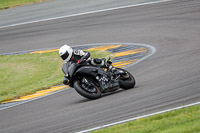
[62,58,135,99]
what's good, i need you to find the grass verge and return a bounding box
[0,0,48,10]
[0,50,113,103]
[91,104,200,133]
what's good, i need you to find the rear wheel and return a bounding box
[74,78,101,100]
[117,68,136,89]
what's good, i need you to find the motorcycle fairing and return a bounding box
[74,66,112,91]
[62,62,82,78]
[62,62,70,75]
[75,66,100,77]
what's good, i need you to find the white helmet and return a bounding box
[59,44,73,62]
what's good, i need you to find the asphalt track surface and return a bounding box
[0,0,164,28]
[0,0,200,132]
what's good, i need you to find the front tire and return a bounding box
[118,68,136,89]
[74,80,101,100]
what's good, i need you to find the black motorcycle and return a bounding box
[62,58,135,99]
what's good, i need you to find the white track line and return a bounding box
[0,0,172,29]
[78,101,200,133]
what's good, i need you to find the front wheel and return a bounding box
[74,79,101,100]
[117,68,136,89]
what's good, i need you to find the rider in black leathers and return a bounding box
[59,44,114,85]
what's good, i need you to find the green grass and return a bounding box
[0,50,113,102]
[91,104,200,133]
[0,0,47,10]
[88,50,114,60]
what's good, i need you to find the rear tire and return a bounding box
[74,80,101,100]
[118,68,136,89]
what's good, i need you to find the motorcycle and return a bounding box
[62,58,135,99]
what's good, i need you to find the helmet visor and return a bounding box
[61,51,69,60]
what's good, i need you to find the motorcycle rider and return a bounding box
[59,44,115,85]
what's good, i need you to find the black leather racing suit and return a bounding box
[71,49,90,63]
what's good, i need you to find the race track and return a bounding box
[0,0,200,132]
